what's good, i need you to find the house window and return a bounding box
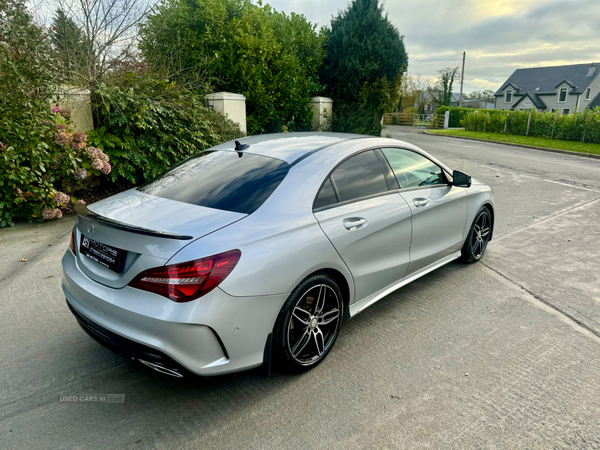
[505,90,512,103]
[585,88,591,100]
[558,87,568,103]
[563,109,570,115]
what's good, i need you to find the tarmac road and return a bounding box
[1,127,600,449]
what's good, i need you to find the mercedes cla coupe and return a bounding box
[62,132,494,377]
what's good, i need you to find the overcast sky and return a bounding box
[267,0,600,94]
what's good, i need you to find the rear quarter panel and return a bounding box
[166,156,356,300]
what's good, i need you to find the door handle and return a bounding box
[343,217,368,231]
[413,198,429,207]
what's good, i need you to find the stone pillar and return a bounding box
[310,97,333,131]
[444,110,450,129]
[53,86,94,132]
[205,92,247,134]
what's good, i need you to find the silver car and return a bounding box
[62,132,494,377]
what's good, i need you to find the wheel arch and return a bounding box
[312,268,352,321]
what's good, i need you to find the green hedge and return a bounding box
[435,106,496,128]
[87,77,244,188]
[460,108,600,144]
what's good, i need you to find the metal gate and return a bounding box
[413,114,434,127]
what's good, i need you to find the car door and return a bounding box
[380,147,468,275]
[313,149,412,303]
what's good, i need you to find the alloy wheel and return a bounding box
[286,284,341,365]
[471,210,491,259]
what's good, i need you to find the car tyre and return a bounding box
[461,206,492,263]
[273,274,343,374]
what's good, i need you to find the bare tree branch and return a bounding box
[47,0,152,90]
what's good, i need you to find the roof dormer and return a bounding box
[555,81,573,103]
[554,80,577,90]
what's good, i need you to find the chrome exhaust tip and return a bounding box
[138,359,184,378]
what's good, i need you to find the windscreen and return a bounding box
[138,151,289,214]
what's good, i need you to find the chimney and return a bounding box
[587,63,597,77]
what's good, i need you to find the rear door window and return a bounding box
[331,150,389,203]
[138,151,289,214]
[313,177,338,210]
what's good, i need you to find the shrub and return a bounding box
[460,107,600,144]
[0,110,111,226]
[140,0,325,135]
[0,0,108,226]
[528,112,555,138]
[87,75,244,188]
[436,106,497,128]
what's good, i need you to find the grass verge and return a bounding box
[428,129,600,156]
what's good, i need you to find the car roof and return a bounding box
[210,132,369,163]
[209,132,452,174]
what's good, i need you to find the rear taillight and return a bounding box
[128,250,241,302]
[69,228,77,255]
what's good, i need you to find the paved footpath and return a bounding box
[1,128,600,449]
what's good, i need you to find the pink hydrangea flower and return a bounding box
[75,199,86,206]
[42,209,56,220]
[71,141,84,150]
[43,120,52,126]
[99,151,109,163]
[91,158,104,171]
[52,103,61,114]
[54,191,70,204]
[54,124,66,132]
[74,168,88,180]
[71,131,87,142]
[101,162,112,175]
[54,208,63,219]
[54,132,69,146]
[86,147,101,159]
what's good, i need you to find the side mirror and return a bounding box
[452,170,471,188]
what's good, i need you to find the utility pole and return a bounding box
[459,51,466,107]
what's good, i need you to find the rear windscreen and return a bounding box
[138,151,289,214]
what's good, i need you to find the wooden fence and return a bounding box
[383,113,444,129]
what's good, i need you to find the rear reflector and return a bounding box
[69,228,77,255]
[128,250,241,302]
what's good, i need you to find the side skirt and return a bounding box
[349,251,461,317]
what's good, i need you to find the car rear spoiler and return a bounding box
[74,204,194,240]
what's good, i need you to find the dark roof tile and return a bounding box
[495,63,599,96]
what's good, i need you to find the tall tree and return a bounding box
[48,0,152,91]
[468,89,495,104]
[397,74,432,112]
[51,9,85,79]
[431,67,459,107]
[0,0,58,123]
[319,0,407,135]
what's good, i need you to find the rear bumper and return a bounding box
[62,251,288,376]
[67,300,190,377]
